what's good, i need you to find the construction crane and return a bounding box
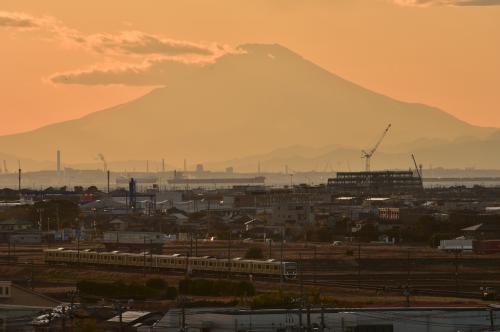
[361,124,391,172]
[411,154,423,184]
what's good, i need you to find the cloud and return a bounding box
[86,31,218,57]
[1,10,233,87]
[49,57,210,86]
[393,0,500,6]
[0,11,44,29]
[0,11,225,58]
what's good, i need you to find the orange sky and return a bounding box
[1,0,499,136]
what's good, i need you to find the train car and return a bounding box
[438,239,473,252]
[473,240,500,254]
[43,249,297,279]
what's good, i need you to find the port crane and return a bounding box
[361,124,391,172]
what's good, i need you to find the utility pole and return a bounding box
[407,249,411,286]
[357,242,361,290]
[227,231,232,278]
[195,234,198,257]
[77,235,80,265]
[313,245,317,285]
[190,232,193,256]
[268,239,272,259]
[306,304,311,332]
[56,204,60,232]
[150,239,153,271]
[107,170,110,194]
[406,248,411,307]
[180,297,187,331]
[280,225,284,284]
[61,305,66,332]
[489,307,496,331]
[299,253,303,330]
[143,236,147,276]
[454,250,460,294]
[30,259,34,290]
[320,306,325,332]
[115,301,124,332]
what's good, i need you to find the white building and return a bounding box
[140,306,500,332]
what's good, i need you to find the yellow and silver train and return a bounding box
[44,248,297,279]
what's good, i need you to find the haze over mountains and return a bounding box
[1,44,499,172]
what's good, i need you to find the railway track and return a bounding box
[0,259,495,300]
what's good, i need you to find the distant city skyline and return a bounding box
[1,0,500,135]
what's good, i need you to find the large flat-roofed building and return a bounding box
[328,171,422,194]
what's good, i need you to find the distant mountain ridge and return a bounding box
[0,43,497,170]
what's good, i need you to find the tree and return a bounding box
[146,278,168,290]
[32,198,80,229]
[333,218,351,236]
[357,222,379,242]
[244,246,264,259]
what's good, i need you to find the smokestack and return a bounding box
[162,159,165,173]
[183,158,187,172]
[146,160,149,173]
[18,166,21,200]
[57,150,61,173]
[107,170,110,194]
[3,160,8,173]
[97,153,107,172]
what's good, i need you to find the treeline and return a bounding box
[77,278,177,300]
[77,278,254,300]
[179,278,255,297]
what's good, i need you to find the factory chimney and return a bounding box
[57,150,61,174]
[18,163,22,200]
